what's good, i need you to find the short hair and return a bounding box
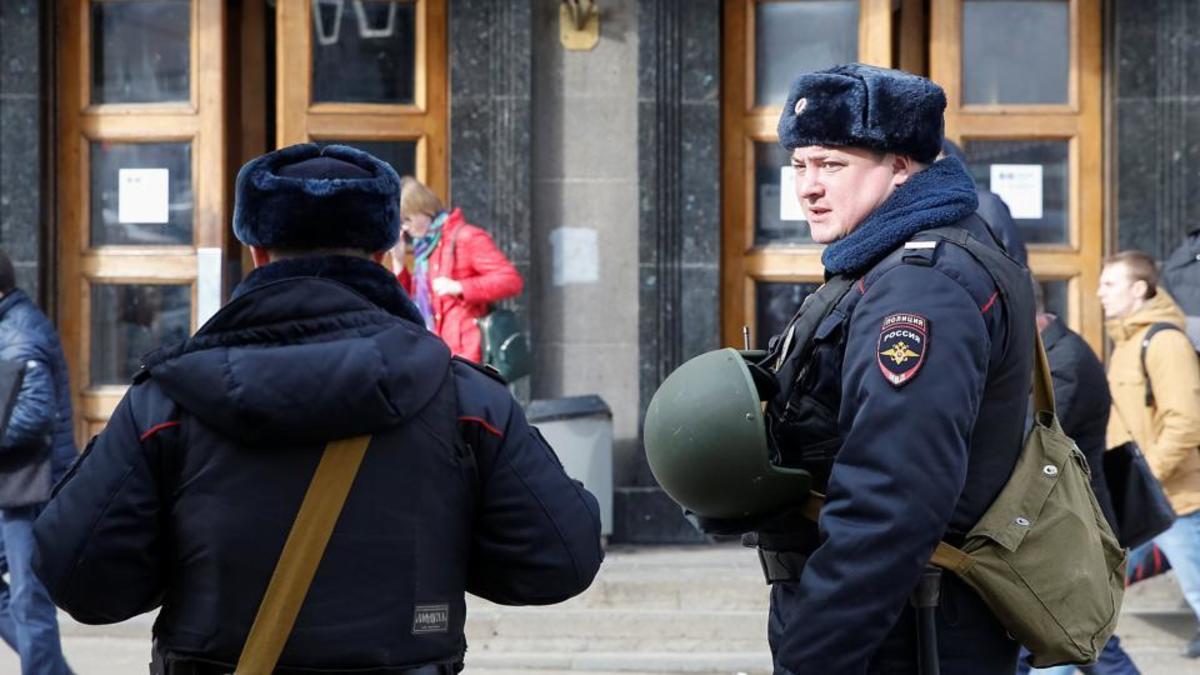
[0,250,15,294]
[399,177,445,220]
[1104,250,1158,299]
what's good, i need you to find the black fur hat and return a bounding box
[233,143,400,252]
[778,64,946,163]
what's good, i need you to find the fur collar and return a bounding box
[821,157,978,276]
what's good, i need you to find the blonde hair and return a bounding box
[1104,250,1159,299]
[399,176,445,220]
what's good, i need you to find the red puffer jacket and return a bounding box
[398,208,523,362]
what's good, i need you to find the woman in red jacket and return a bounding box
[391,177,524,362]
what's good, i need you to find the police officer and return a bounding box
[31,144,603,673]
[741,65,1035,673]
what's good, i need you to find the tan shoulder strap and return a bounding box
[235,435,372,675]
[803,492,975,575]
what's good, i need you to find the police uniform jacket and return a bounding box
[32,256,603,672]
[761,159,1035,674]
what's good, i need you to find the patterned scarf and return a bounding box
[412,211,449,330]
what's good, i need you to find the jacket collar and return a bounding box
[232,255,424,325]
[1104,290,1187,344]
[0,290,30,321]
[1040,316,1070,351]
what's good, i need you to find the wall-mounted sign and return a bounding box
[550,227,599,286]
[117,168,170,224]
[779,167,807,222]
[989,164,1043,220]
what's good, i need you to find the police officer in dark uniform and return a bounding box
[744,65,1036,674]
[31,144,604,674]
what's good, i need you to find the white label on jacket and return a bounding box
[551,227,599,286]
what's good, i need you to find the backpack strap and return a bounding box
[236,435,372,674]
[766,275,857,380]
[1140,322,1182,408]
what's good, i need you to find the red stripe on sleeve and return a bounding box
[458,416,504,438]
[139,421,181,442]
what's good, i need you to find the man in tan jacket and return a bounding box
[1100,250,1200,658]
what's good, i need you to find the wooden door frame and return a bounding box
[57,0,227,443]
[931,0,1104,349]
[276,0,448,199]
[721,0,893,349]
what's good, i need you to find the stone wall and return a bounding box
[1113,0,1200,258]
[0,0,44,301]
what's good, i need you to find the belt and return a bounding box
[756,548,808,584]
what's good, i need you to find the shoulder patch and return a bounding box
[452,355,508,385]
[877,313,929,388]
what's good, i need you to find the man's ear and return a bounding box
[890,154,921,188]
[370,250,387,264]
[1132,279,1150,301]
[249,246,272,269]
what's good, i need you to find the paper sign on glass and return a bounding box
[118,168,170,224]
[989,164,1043,220]
[779,167,807,222]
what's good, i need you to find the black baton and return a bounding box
[911,565,943,675]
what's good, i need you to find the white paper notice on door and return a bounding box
[779,167,806,222]
[118,168,170,224]
[989,164,1043,220]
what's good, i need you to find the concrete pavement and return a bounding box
[0,544,1195,674]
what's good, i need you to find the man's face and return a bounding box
[791,145,907,244]
[1097,262,1146,319]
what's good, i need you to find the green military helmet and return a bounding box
[643,348,811,520]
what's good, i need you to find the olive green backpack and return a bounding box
[943,334,1126,667]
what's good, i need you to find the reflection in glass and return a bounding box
[1039,279,1069,321]
[318,140,417,179]
[92,0,190,104]
[964,139,1069,245]
[91,284,192,385]
[755,1,858,106]
[90,141,193,246]
[312,0,416,104]
[756,282,822,350]
[963,0,1069,105]
[755,142,813,245]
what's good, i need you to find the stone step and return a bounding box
[464,651,772,674]
[465,607,767,652]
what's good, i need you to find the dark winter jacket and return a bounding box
[756,159,1034,674]
[976,189,1028,267]
[32,256,602,672]
[1040,317,1119,530]
[0,290,76,508]
[1162,228,1200,322]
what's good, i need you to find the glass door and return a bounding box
[57,0,228,443]
[276,0,448,196]
[721,0,894,348]
[931,0,1104,348]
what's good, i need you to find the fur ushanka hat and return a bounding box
[778,63,946,163]
[233,143,401,252]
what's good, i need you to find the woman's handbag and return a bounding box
[447,227,532,381]
[478,308,532,381]
[1103,440,1176,549]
